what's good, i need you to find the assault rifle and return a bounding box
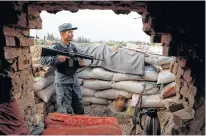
[41,47,104,61]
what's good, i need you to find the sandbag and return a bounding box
[91,67,114,81]
[78,78,83,85]
[141,94,165,108]
[112,66,157,81]
[77,67,93,79]
[80,86,96,96]
[143,87,160,95]
[141,66,158,81]
[112,73,142,81]
[145,54,175,66]
[83,97,108,105]
[160,82,176,99]
[36,84,55,103]
[77,67,114,81]
[111,81,145,94]
[94,89,132,99]
[157,70,175,84]
[83,79,111,90]
[33,74,54,92]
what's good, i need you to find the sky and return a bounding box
[30,10,150,42]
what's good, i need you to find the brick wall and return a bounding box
[0,2,42,127]
[0,1,204,134]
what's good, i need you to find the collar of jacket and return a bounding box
[59,40,71,49]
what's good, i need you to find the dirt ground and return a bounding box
[84,104,167,135]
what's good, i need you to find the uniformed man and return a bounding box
[40,23,84,114]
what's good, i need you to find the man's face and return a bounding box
[61,30,73,41]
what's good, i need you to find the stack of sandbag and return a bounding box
[33,74,57,123]
[31,45,57,122]
[77,65,161,107]
[77,46,176,112]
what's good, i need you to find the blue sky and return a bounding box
[30,9,150,42]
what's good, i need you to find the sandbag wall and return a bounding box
[31,45,57,124]
[77,48,176,113]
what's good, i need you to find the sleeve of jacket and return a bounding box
[72,44,84,68]
[40,44,60,67]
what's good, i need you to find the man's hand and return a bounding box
[79,59,84,66]
[58,55,69,62]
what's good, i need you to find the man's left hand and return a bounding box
[79,59,84,66]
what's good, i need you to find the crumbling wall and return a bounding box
[0,2,42,127]
[0,1,204,134]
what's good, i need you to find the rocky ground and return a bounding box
[84,104,167,135]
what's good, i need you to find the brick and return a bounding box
[28,16,42,29]
[7,58,18,73]
[18,55,32,71]
[175,82,181,93]
[4,47,30,59]
[169,58,175,73]
[183,81,189,94]
[28,6,42,29]
[183,69,193,84]
[36,102,46,114]
[9,69,33,93]
[161,34,172,44]
[176,66,184,78]
[13,91,22,99]
[173,107,195,120]
[172,62,179,75]
[3,26,29,37]
[19,37,34,46]
[17,12,27,27]
[5,36,16,46]
[169,103,184,112]
[163,44,169,56]
[4,47,19,59]
[23,77,34,92]
[28,6,40,17]
[39,70,53,78]
[188,84,197,98]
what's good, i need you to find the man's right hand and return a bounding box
[58,55,70,62]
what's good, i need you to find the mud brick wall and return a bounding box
[0,2,42,127]
[141,2,205,134]
[0,1,204,134]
